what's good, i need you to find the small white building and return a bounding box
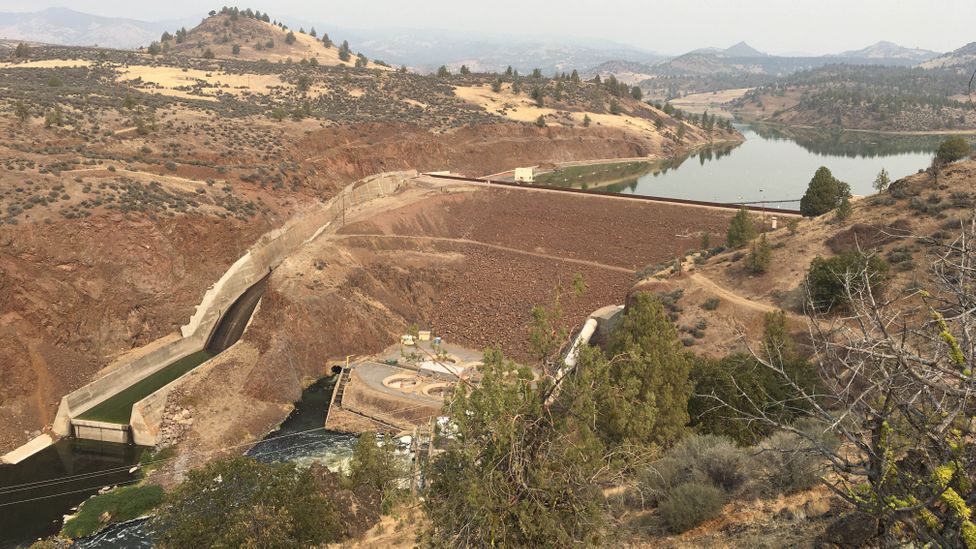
[514,167,534,183]
[419,361,466,379]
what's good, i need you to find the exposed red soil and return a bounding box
[341,187,734,271]
[165,182,736,466]
[0,213,266,451]
[292,123,719,185]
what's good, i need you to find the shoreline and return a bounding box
[733,117,976,136]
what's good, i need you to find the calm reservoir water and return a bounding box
[603,124,949,205]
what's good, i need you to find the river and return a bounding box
[1,123,964,548]
[550,124,957,205]
[68,377,356,549]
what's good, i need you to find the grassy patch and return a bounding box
[533,161,655,188]
[62,484,164,538]
[77,350,214,423]
[139,446,177,473]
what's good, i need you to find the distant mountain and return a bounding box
[832,41,939,63]
[0,7,185,49]
[649,40,941,78]
[326,27,667,75]
[651,52,831,77]
[720,41,766,58]
[920,41,976,69]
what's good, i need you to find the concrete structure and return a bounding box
[71,420,130,444]
[41,171,415,449]
[547,305,623,405]
[418,361,467,379]
[514,167,534,183]
[1,434,53,465]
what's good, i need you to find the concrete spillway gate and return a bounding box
[71,420,131,444]
[67,277,269,443]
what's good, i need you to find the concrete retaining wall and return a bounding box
[48,171,415,446]
[52,337,200,435]
[71,420,130,444]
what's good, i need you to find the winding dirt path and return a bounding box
[687,272,780,314]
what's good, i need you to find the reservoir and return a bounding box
[537,124,953,205]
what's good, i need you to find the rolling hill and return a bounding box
[159,9,373,67]
[0,7,183,49]
[920,41,976,70]
[832,40,939,63]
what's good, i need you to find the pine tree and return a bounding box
[347,433,403,498]
[745,233,772,274]
[531,86,545,107]
[14,100,29,123]
[726,207,758,248]
[436,65,450,77]
[338,40,350,62]
[582,114,591,127]
[835,195,853,221]
[491,78,502,93]
[570,69,580,83]
[602,293,693,447]
[285,31,297,45]
[936,136,971,164]
[800,167,851,217]
[872,168,890,192]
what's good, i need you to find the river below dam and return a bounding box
[538,124,960,205]
[2,122,968,548]
[0,355,350,549]
[67,376,356,549]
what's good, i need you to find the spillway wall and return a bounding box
[52,171,415,444]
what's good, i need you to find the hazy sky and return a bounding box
[6,0,976,54]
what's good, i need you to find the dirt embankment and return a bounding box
[291,122,730,184]
[160,182,735,470]
[0,213,266,452]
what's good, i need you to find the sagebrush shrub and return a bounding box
[659,482,726,533]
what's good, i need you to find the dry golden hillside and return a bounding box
[160,12,380,68]
[636,157,976,357]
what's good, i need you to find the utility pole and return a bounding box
[409,426,418,496]
[760,188,766,233]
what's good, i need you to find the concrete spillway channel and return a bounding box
[70,276,269,444]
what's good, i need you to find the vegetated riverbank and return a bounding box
[62,376,356,547]
[738,118,976,136]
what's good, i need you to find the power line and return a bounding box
[0,423,432,509]
[0,398,441,500]
[0,424,338,495]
